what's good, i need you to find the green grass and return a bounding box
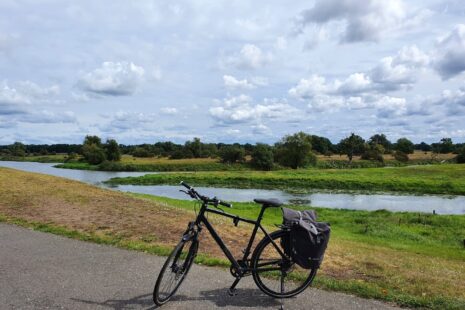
[56,161,250,172]
[131,194,465,261]
[0,154,67,163]
[108,164,465,195]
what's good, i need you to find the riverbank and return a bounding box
[0,167,464,309]
[106,164,465,196]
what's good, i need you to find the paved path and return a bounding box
[0,223,400,309]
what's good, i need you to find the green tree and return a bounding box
[82,135,106,164]
[395,138,414,154]
[274,132,314,169]
[9,142,26,157]
[439,138,454,154]
[337,133,365,163]
[310,135,334,155]
[368,134,392,153]
[218,145,245,164]
[415,142,431,152]
[105,139,121,161]
[83,135,102,147]
[185,137,202,158]
[82,144,106,164]
[251,143,274,170]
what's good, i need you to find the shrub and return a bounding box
[82,144,106,164]
[456,146,465,164]
[274,132,314,169]
[394,151,409,162]
[132,147,153,158]
[219,145,245,164]
[361,143,384,162]
[251,144,274,170]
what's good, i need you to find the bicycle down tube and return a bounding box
[196,203,288,274]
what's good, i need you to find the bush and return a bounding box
[251,144,274,170]
[65,152,78,163]
[274,132,314,169]
[132,147,153,158]
[395,138,414,154]
[219,146,245,164]
[361,143,384,162]
[394,151,409,162]
[456,147,465,164]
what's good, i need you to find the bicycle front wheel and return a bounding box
[153,237,198,305]
[251,230,317,298]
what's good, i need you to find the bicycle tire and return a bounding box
[251,230,317,298]
[153,237,198,305]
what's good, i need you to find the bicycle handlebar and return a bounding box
[179,181,232,208]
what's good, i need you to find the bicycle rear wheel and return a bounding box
[251,230,317,298]
[153,237,198,305]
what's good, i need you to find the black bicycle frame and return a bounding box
[192,201,288,275]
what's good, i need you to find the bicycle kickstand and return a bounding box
[228,277,241,296]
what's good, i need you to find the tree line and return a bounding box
[1,133,465,169]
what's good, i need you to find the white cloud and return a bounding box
[99,111,157,133]
[296,0,426,44]
[0,81,60,115]
[209,95,300,125]
[160,107,178,115]
[221,44,272,70]
[252,123,271,135]
[79,61,145,96]
[18,110,77,124]
[223,75,255,90]
[289,45,430,115]
[432,24,465,79]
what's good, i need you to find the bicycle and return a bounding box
[153,181,318,306]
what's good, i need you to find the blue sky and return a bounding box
[1,0,465,145]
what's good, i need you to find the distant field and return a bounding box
[0,167,464,309]
[107,164,465,195]
[317,150,455,162]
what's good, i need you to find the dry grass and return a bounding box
[317,151,456,162]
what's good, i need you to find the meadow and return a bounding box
[1,167,464,309]
[107,164,465,195]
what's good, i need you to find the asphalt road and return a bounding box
[0,223,400,310]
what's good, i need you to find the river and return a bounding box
[1,161,464,215]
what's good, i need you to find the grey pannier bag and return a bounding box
[281,208,331,269]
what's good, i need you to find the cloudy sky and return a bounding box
[1,0,465,145]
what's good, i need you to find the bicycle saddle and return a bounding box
[253,198,283,207]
